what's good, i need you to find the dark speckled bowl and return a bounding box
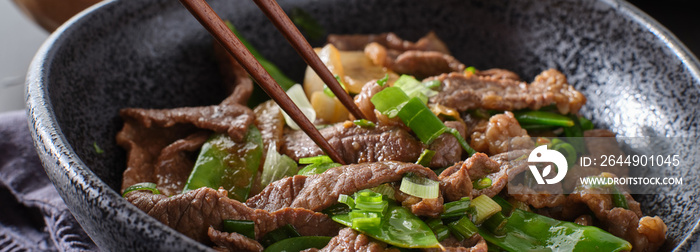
[26,0,700,251]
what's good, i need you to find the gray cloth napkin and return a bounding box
[0,110,98,252]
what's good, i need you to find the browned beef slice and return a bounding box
[254,100,285,154]
[474,68,521,81]
[281,123,423,164]
[566,185,666,252]
[429,69,586,114]
[328,32,450,54]
[583,129,628,177]
[247,161,442,217]
[439,153,499,201]
[388,50,465,79]
[154,131,209,196]
[470,112,534,156]
[353,81,384,122]
[125,188,339,245]
[208,227,263,252]
[307,228,398,252]
[428,121,467,168]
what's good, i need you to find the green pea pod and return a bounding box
[263,236,332,252]
[514,110,575,127]
[332,205,441,249]
[479,209,632,252]
[183,125,263,201]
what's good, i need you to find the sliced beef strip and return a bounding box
[328,32,451,54]
[117,61,255,192]
[253,100,285,154]
[125,187,340,245]
[208,227,264,252]
[428,121,467,168]
[429,69,586,115]
[304,228,399,252]
[154,131,209,196]
[438,153,499,201]
[364,42,464,79]
[474,68,521,81]
[281,123,424,164]
[247,161,443,217]
[470,112,534,156]
[583,129,628,177]
[353,80,384,122]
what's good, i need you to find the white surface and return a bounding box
[0,1,49,112]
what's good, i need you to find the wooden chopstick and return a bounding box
[251,0,366,120]
[179,0,346,165]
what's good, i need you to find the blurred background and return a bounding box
[0,0,698,113]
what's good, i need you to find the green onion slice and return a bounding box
[122,182,160,197]
[416,149,436,167]
[473,177,493,190]
[399,174,439,199]
[470,195,502,224]
[299,155,333,164]
[222,220,255,239]
[447,215,479,240]
[353,119,376,128]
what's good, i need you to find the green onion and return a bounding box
[370,87,410,118]
[93,141,104,154]
[353,119,376,128]
[299,155,333,164]
[377,74,389,87]
[350,210,382,229]
[222,220,255,239]
[338,194,356,209]
[281,84,316,130]
[465,66,477,75]
[579,116,594,130]
[263,236,332,252]
[225,21,295,91]
[393,75,438,104]
[399,174,439,199]
[122,182,160,197]
[323,75,348,98]
[426,218,450,242]
[441,197,472,219]
[354,190,388,214]
[520,123,558,131]
[416,149,436,167]
[473,177,492,190]
[549,138,578,167]
[423,80,442,90]
[514,110,575,127]
[289,7,325,40]
[491,195,514,216]
[611,186,629,209]
[448,215,479,240]
[260,144,298,188]
[261,224,301,247]
[482,212,508,236]
[470,195,502,224]
[369,184,396,200]
[297,162,341,176]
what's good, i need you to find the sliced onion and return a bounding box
[282,84,316,130]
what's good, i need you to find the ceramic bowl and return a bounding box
[26,0,700,250]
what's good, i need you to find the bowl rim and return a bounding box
[25,0,700,250]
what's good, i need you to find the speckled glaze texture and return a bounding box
[26,0,700,251]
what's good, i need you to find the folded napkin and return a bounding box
[0,110,98,251]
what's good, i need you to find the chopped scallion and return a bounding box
[426,218,450,242]
[299,155,333,164]
[377,74,389,87]
[338,194,355,209]
[473,177,493,190]
[470,195,502,224]
[447,215,479,240]
[441,197,472,219]
[416,149,436,167]
[399,174,439,199]
[482,212,508,236]
[353,119,376,128]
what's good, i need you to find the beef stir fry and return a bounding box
[117,31,667,251]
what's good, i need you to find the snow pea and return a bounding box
[263,236,332,252]
[479,209,632,252]
[183,125,263,201]
[332,204,441,249]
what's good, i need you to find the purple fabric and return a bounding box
[0,110,98,251]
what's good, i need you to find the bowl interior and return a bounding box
[33,0,700,250]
